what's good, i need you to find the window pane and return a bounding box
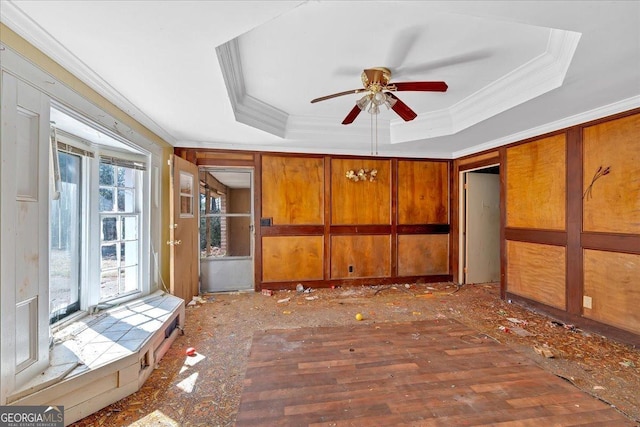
[98,162,141,301]
[102,217,118,241]
[117,189,135,212]
[180,195,193,216]
[180,172,194,216]
[121,241,138,267]
[120,267,138,294]
[99,188,114,212]
[180,172,193,196]
[100,270,119,300]
[99,163,114,186]
[50,151,81,323]
[101,243,118,270]
[121,216,138,240]
[117,166,135,187]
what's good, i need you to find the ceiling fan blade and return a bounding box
[393,81,448,92]
[387,93,417,122]
[342,105,362,125]
[311,88,367,103]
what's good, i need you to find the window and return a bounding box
[99,160,142,301]
[49,151,82,323]
[47,107,150,323]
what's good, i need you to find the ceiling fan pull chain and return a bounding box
[370,111,374,155]
[375,112,379,155]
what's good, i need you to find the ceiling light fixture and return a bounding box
[356,88,396,155]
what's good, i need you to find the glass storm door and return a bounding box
[199,169,254,292]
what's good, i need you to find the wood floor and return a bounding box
[237,319,634,426]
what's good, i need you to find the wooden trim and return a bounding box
[505,228,567,246]
[397,224,450,234]
[260,225,324,236]
[450,160,459,283]
[499,146,507,299]
[506,293,640,347]
[196,158,255,167]
[581,232,640,255]
[566,128,583,315]
[458,157,500,172]
[262,275,453,290]
[448,161,455,279]
[391,158,398,277]
[330,225,392,234]
[324,156,331,281]
[577,106,640,131]
[253,153,262,291]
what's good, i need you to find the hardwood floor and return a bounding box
[237,319,634,426]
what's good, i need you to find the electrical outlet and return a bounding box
[583,295,593,309]
[348,265,354,273]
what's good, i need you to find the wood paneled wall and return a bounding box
[502,110,640,345]
[398,160,448,224]
[506,241,566,309]
[262,155,450,287]
[582,114,640,234]
[506,134,566,230]
[583,250,640,335]
[262,235,324,282]
[176,148,452,290]
[262,156,324,225]
[331,158,391,225]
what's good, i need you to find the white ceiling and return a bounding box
[2,1,639,159]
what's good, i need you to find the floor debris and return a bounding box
[69,282,640,426]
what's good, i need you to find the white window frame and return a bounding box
[50,114,152,316]
[97,155,144,302]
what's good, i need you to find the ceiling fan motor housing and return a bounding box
[362,67,392,88]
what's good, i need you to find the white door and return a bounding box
[1,72,51,396]
[464,171,500,284]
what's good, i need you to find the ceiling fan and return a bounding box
[310,67,448,125]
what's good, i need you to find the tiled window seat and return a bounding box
[8,291,185,426]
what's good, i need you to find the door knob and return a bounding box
[166,240,182,246]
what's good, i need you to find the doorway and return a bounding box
[460,165,500,284]
[199,168,254,292]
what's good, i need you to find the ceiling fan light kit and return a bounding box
[311,67,448,155]
[310,66,448,125]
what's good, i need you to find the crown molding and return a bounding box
[452,95,640,158]
[216,39,288,138]
[1,1,177,145]
[217,25,581,146]
[392,28,582,144]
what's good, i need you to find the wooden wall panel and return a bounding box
[583,114,640,234]
[262,236,323,282]
[397,161,448,224]
[331,235,391,279]
[506,240,566,309]
[197,151,254,161]
[331,158,391,225]
[397,234,449,276]
[506,134,566,230]
[456,150,500,169]
[583,249,640,334]
[262,155,324,225]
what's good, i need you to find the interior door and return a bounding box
[464,171,500,284]
[169,155,200,301]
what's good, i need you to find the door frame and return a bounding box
[459,164,500,284]
[198,167,255,292]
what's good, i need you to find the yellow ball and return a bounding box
[355,313,363,321]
